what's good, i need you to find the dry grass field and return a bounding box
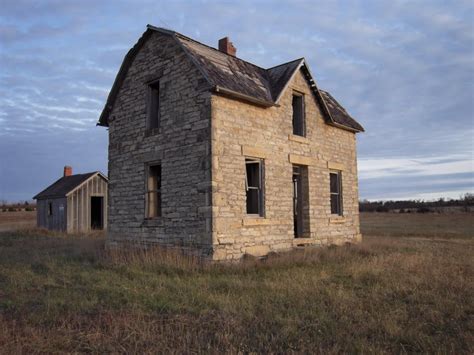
[0,212,472,353]
[0,210,35,232]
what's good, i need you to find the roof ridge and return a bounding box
[147,25,269,72]
[266,57,304,70]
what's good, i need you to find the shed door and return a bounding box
[91,197,103,230]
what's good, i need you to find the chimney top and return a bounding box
[218,37,236,57]
[63,166,72,177]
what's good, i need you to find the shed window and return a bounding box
[245,158,264,216]
[146,164,161,218]
[147,81,160,129]
[292,93,305,136]
[330,171,343,215]
[48,202,53,216]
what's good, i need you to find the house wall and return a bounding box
[37,197,67,231]
[66,174,108,233]
[106,32,212,255]
[211,69,361,260]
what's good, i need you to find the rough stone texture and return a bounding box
[106,31,361,260]
[106,32,213,256]
[211,70,361,260]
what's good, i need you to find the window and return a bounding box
[330,171,343,215]
[292,93,305,136]
[147,81,160,129]
[48,202,53,216]
[146,164,161,218]
[245,158,264,216]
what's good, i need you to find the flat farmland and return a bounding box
[0,211,35,232]
[0,212,472,353]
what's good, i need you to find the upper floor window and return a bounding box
[147,81,160,130]
[245,158,265,216]
[146,164,161,218]
[48,202,53,216]
[292,93,305,136]
[330,171,343,215]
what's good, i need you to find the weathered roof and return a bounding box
[33,172,107,200]
[320,90,365,132]
[98,25,364,132]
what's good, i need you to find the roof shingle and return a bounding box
[98,25,364,132]
[33,173,100,200]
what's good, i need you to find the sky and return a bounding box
[0,0,473,202]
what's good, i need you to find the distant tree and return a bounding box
[417,207,431,213]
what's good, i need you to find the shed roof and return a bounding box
[98,25,364,132]
[33,172,107,200]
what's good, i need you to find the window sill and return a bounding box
[288,134,309,144]
[242,217,270,226]
[329,216,346,224]
[292,238,314,246]
[145,128,161,137]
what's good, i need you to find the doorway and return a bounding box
[293,165,309,238]
[91,196,104,230]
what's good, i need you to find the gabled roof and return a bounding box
[98,25,364,132]
[33,172,107,200]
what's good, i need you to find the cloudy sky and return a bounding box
[1,0,473,202]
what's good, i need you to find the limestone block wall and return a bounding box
[107,32,213,255]
[211,70,361,260]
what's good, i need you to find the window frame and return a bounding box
[329,170,343,216]
[292,91,306,137]
[245,158,265,217]
[146,79,160,131]
[145,163,162,219]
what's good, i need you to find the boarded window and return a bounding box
[245,158,264,216]
[146,164,161,218]
[147,81,160,129]
[292,93,305,136]
[48,202,53,216]
[330,171,343,215]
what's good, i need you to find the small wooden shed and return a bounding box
[33,166,108,233]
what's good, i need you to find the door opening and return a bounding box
[293,165,310,238]
[91,196,104,230]
[293,166,303,238]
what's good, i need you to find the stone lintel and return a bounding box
[289,154,312,166]
[327,161,344,171]
[241,145,266,158]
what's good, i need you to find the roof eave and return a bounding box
[327,121,364,133]
[214,86,276,107]
[97,29,154,127]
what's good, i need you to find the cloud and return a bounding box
[359,155,474,179]
[0,0,473,201]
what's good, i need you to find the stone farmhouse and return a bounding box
[98,25,364,260]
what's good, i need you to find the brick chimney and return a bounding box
[63,166,72,177]
[218,37,236,56]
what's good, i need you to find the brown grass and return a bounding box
[0,210,35,232]
[0,213,473,353]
